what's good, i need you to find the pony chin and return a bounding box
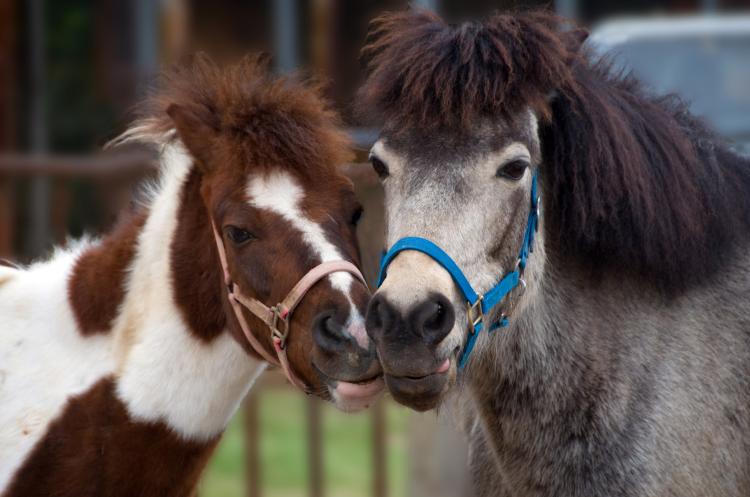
[385,355,458,412]
[330,377,386,412]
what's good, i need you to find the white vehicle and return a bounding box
[588,15,750,155]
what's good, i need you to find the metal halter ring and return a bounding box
[466,296,484,334]
[270,305,291,347]
[498,310,509,325]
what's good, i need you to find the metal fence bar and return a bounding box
[413,0,440,11]
[273,0,299,74]
[0,176,14,258]
[28,0,51,256]
[134,0,160,86]
[554,0,579,19]
[51,178,70,244]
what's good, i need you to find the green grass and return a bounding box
[199,390,408,497]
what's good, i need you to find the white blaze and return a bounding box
[247,171,367,346]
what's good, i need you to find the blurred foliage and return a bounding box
[46,1,115,152]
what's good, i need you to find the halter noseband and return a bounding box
[212,222,367,393]
[377,172,540,369]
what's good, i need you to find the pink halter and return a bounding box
[212,222,367,393]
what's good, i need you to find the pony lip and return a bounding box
[436,358,450,374]
[335,376,385,399]
[383,372,447,412]
[386,357,452,381]
[333,377,385,412]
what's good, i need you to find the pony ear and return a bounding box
[166,103,218,171]
[562,26,589,53]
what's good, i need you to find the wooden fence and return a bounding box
[242,373,390,497]
[0,150,157,258]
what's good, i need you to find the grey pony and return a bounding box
[359,9,750,497]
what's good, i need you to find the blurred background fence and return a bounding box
[1,1,748,497]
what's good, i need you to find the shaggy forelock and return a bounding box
[116,53,352,175]
[357,9,582,129]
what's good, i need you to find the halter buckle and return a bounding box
[515,257,527,277]
[270,305,290,348]
[466,296,484,334]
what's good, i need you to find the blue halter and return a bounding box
[376,172,540,369]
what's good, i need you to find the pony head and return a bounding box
[359,10,748,411]
[134,55,384,411]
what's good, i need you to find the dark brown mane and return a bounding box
[359,9,750,290]
[357,9,582,128]
[126,53,352,177]
[543,62,750,290]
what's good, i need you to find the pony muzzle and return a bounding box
[366,251,463,409]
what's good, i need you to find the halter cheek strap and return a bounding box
[212,222,367,393]
[377,172,540,369]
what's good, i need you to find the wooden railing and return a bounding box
[0,150,157,259]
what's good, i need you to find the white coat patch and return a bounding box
[0,247,117,490]
[114,143,266,441]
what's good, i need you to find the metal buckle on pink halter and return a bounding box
[211,222,368,393]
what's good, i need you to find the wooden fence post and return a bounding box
[371,400,387,497]
[244,390,261,497]
[407,411,472,497]
[307,396,323,497]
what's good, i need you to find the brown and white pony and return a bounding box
[0,56,382,497]
[360,10,750,497]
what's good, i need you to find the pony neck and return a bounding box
[2,142,268,496]
[464,224,577,403]
[110,141,266,441]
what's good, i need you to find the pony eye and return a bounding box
[496,159,529,181]
[225,226,255,245]
[350,206,364,226]
[369,155,389,179]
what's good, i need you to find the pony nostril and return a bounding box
[365,294,397,341]
[424,302,445,331]
[409,294,455,346]
[313,313,348,352]
[325,316,340,335]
